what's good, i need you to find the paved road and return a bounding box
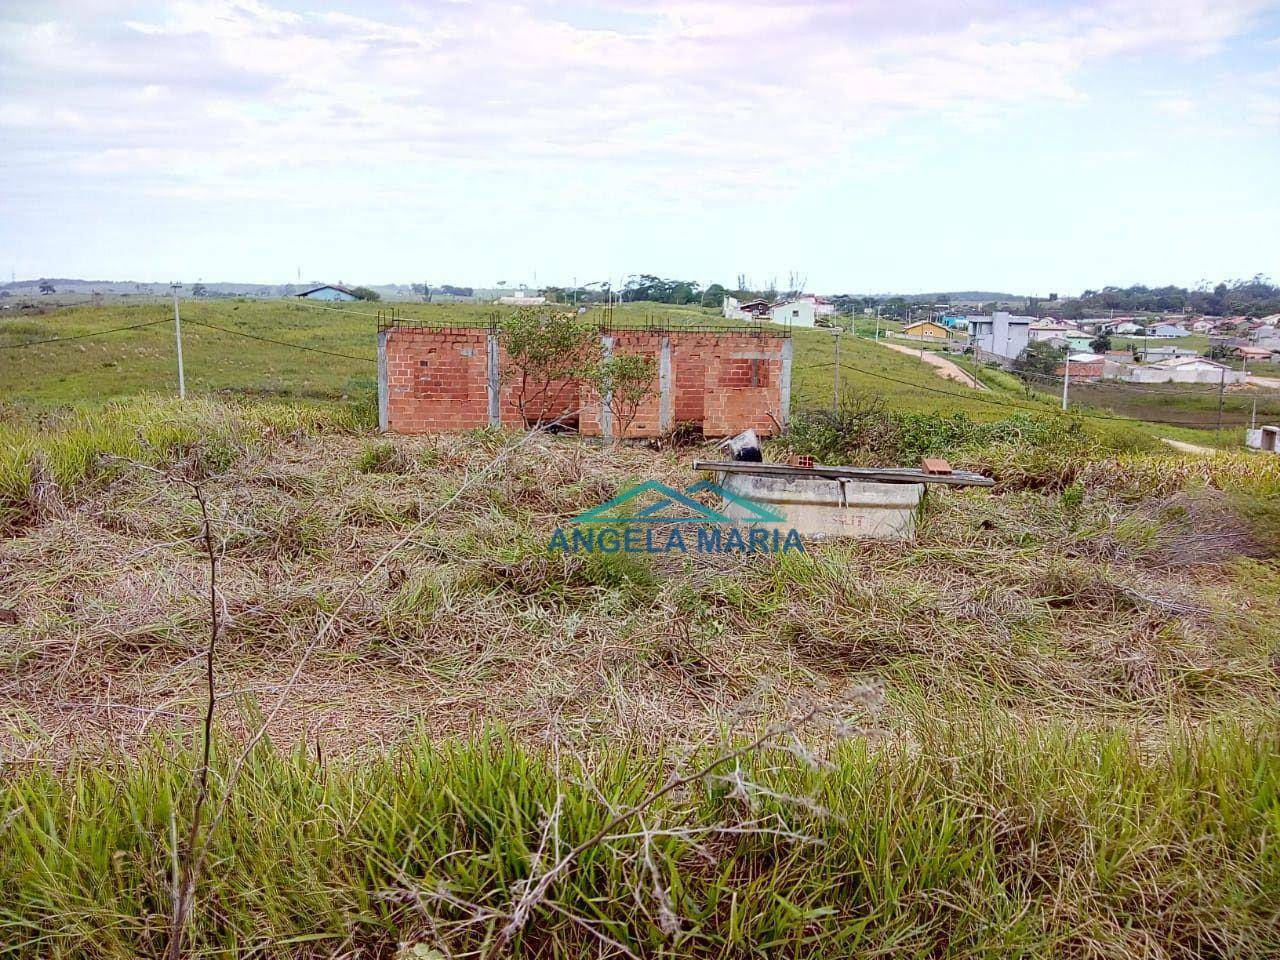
[1245,374,1280,389]
[878,340,987,390]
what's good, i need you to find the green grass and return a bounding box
[2,718,1277,959]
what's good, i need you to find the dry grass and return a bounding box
[1,418,1276,763]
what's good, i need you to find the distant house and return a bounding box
[1055,353,1105,380]
[1113,321,1143,335]
[902,320,951,341]
[1235,345,1275,362]
[967,312,1031,361]
[297,284,359,301]
[805,296,838,317]
[1117,357,1244,385]
[1029,321,1072,342]
[1138,344,1199,362]
[1066,334,1094,352]
[723,296,772,321]
[1191,319,1215,333]
[769,298,816,328]
[496,295,547,306]
[1148,323,1190,338]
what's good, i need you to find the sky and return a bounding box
[1,0,1278,295]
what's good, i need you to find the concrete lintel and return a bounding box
[729,350,784,360]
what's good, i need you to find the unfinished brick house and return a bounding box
[377,319,793,438]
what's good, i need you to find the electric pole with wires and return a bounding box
[171,282,186,400]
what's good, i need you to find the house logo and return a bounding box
[548,480,804,555]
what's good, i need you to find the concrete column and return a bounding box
[486,332,501,427]
[779,338,794,428]
[599,334,615,440]
[658,336,673,433]
[376,330,389,432]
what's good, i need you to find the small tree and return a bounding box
[499,308,595,428]
[350,286,380,301]
[1012,340,1066,378]
[1089,332,1111,354]
[38,281,54,295]
[587,351,658,442]
[191,283,208,298]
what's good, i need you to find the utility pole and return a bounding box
[573,276,577,308]
[1061,355,1070,412]
[874,306,881,342]
[832,327,841,411]
[171,282,186,400]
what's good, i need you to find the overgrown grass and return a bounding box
[2,719,1276,959]
[780,396,1154,472]
[0,395,372,534]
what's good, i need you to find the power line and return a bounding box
[183,318,376,364]
[1,318,170,349]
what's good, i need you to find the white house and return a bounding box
[1117,357,1243,385]
[769,298,816,328]
[297,284,358,301]
[1029,321,1073,342]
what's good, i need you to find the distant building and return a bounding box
[1148,323,1190,338]
[803,295,837,317]
[1191,319,1215,333]
[496,295,547,306]
[1029,321,1073,342]
[1113,321,1143,335]
[1114,357,1243,385]
[1235,345,1275,362]
[297,284,358,301]
[968,311,1031,360]
[723,296,771,321]
[902,320,951,341]
[769,298,816,328]
[1138,344,1198,362]
[1055,353,1105,380]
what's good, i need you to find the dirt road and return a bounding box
[878,340,987,390]
[1160,438,1220,455]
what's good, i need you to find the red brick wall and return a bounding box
[383,328,490,431]
[382,327,788,437]
[702,339,786,436]
[578,332,664,438]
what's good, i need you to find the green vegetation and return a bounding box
[3,719,1278,959]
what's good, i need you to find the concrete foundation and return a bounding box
[716,473,925,541]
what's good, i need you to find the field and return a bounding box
[1,301,1279,958]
